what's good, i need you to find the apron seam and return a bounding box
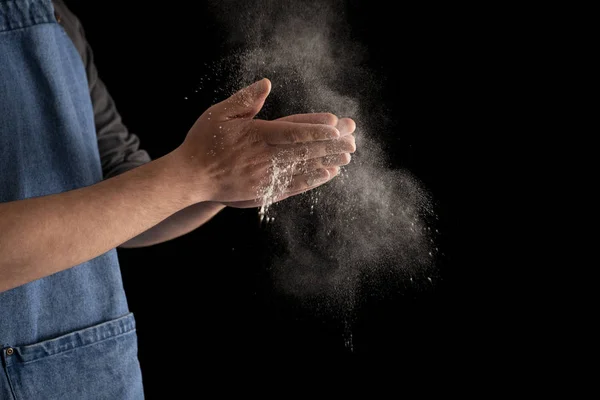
[17,328,137,367]
[2,348,19,400]
[0,21,57,34]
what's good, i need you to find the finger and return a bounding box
[222,167,340,209]
[275,113,338,126]
[336,118,356,136]
[280,153,351,174]
[253,120,340,144]
[272,136,356,163]
[324,166,342,177]
[211,78,271,120]
[287,167,340,195]
[286,168,333,192]
[273,166,339,200]
[320,153,352,167]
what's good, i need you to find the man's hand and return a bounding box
[121,83,357,246]
[172,78,356,204]
[220,114,356,208]
[121,81,357,247]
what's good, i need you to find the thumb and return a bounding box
[212,78,271,120]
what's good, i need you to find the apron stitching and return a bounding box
[1,347,19,400]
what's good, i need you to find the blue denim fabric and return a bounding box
[0,0,143,398]
[2,314,143,399]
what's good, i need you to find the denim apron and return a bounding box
[0,0,143,398]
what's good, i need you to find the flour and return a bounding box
[205,0,438,350]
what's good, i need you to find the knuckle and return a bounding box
[310,128,321,141]
[245,122,262,143]
[312,125,330,140]
[284,128,300,144]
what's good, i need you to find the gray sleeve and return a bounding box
[54,1,152,179]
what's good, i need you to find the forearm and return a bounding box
[0,151,194,292]
[119,202,225,248]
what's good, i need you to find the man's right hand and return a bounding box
[173,78,356,204]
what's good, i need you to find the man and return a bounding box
[0,0,356,398]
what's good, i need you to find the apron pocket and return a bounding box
[4,313,143,400]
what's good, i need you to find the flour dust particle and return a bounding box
[204,0,439,316]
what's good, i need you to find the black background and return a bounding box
[64,0,495,391]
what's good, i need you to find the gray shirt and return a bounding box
[52,0,151,178]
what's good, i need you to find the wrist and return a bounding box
[165,147,214,205]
